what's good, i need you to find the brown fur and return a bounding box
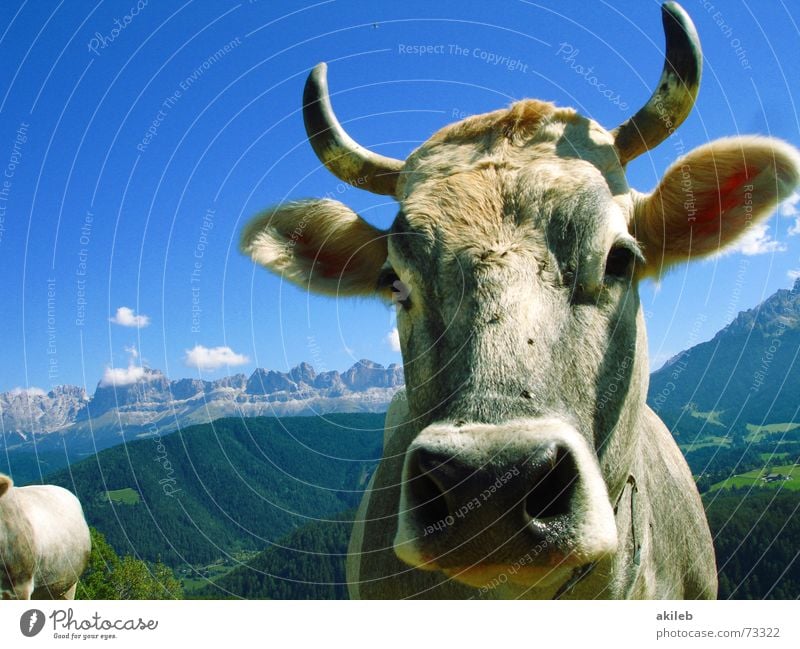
[428,100,568,147]
[241,199,388,296]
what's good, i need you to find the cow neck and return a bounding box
[553,473,640,599]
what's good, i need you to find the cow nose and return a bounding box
[523,445,579,520]
[406,442,579,532]
[394,419,620,580]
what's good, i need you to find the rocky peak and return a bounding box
[212,373,248,390]
[342,360,404,390]
[289,362,316,385]
[719,280,800,339]
[245,368,298,395]
[86,368,171,417]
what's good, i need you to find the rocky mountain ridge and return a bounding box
[1,360,403,456]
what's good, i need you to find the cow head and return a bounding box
[241,3,800,592]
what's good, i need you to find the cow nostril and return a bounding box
[407,451,451,531]
[524,447,578,520]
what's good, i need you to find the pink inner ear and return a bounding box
[692,166,755,233]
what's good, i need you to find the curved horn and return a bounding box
[612,2,702,165]
[302,63,404,196]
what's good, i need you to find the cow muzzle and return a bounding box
[393,418,618,590]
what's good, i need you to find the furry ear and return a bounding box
[634,136,800,275]
[0,475,12,498]
[240,199,388,296]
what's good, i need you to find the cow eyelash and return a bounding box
[377,268,412,307]
[377,268,399,290]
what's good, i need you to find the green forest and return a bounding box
[78,528,183,600]
[44,413,384,567]
[705,489,799,599]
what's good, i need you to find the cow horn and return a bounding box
[302,62,404,196]
[612,2,702,165]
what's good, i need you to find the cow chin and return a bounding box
[392,418,619,593]
[442,564,576,591]
[395,526,617,593]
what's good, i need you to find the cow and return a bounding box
[0,474,91,599]
[241,2,800,598]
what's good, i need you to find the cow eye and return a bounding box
[604,243,638,279]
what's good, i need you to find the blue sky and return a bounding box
[1,0,800,394]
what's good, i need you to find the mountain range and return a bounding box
[649,278,800,441]
[0,360,403,462]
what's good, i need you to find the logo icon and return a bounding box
[20,609,45,637]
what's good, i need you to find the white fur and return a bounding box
[0,476,91,600]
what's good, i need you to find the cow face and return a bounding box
[241,4,800,591]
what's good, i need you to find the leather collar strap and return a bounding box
[553,474,639,599]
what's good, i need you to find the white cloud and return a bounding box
[184,345,249,371]
[110,306,150,328]
[727,223,786,256]
[788,269,800,281]
[779,191,800,217]
[100,364,149,387]
[99,346,153,387]
[777,192,800,236]
[9,386,46,397]
[385,328,401,352]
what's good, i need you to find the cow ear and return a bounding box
[0,475,12,497]
[241,199,388,296]
[634,136,800,275]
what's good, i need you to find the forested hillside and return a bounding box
[46,414,384,567]
[705,489,800,599]
[197,512,355,599]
